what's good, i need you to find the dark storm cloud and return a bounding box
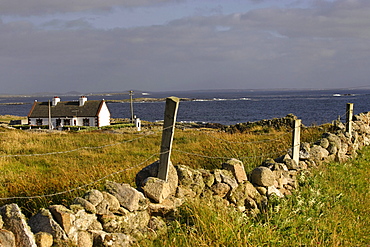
[1,0,370,94]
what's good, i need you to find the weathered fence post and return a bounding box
[158,97,180,181]
[346,103,353,138]
[292,119,301,165]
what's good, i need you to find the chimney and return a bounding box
[79,96,87,106]
[52,97,60,106]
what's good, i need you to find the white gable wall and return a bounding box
[97,102,111,127]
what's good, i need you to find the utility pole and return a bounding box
[48,100,52,130]
[129,90,134,123]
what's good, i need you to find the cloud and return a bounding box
[0,0,178,16]
[1,0,370,94]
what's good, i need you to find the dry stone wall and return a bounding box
[2,112,370,246]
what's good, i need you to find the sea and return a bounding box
[1,89,370,126]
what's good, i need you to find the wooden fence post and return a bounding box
[158,97,180,181]
[346,103,353,138]
[292,119,301,165]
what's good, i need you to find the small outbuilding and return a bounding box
[28,96,110,128]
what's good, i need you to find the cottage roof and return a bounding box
[28,100,106,118]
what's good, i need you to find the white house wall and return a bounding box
[98,102,111,127]
[29,117,100,128]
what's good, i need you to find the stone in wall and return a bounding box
[73,197,97,214]
[309,145,329,164]
[0,203,37,247]
[95,192,121,215]
[142,177,172,203]
[99,209,150,235]
[28,208,68,241]
[250,166,275,187]
[84,190,104,206]
[0,229,16,247]
[222,158,248,183]
[90,230,135,247]
[176,165,206,195]
[106,181,148,212]
[34,232,53,247]
[136,160,178,197]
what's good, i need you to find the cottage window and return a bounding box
[63,119,71,125]
[83,118,90,126]
[56,119,61,127]
[36,119,43,125]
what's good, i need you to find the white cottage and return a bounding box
[28,96,110,128]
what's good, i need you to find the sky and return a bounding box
[1,0,370,94]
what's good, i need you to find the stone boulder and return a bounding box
[95,192,121,215]
[72,197,96,214]
[176,165,205,195]
[299,142,311,160]
[0,229,16,247]
[0,203,37,247]
[309,145,330,163]
[221,158,248,183]
[142,177,172,203]
[228,181,261,208]
[34,232,53,247]
[214,169,238,190]
[48,205,76,238]
[99,209,150,234]
[136,160,178,196]
[211,182,231,198]
[250,167,275,187]
[91,230,135,247]
[106,181,148,212]
[83,190,104,206]
[28,208,68,241]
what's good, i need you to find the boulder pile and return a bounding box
[1,112,370,246]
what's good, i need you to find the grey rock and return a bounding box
[176,165,205,195]
[148,198,183,216]
[99,210,150,234]
[83,190,104,206]
[106,181,148,212]
[222,158,248,183]
[220,170,238,190]
[228,181,260,207]
[34,232,53,247]
[315,138,329,148]
[73,197,96,214]
[250,167,275,187]
[77,231,93,247]
[142,177,171,203]
[211,183,230,198]
[309,145,330,163]
[0,229,16,247]
[267,185,284,198]
[28,208,68,241]
[91,230,135,247]
[49,205,76,237]
[74,209,102,231]
[96,192,121,215]
[136,160,178,195]
[284,158,298,170]
[0,204,37,247]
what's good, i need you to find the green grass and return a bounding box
[139,146,370,247]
